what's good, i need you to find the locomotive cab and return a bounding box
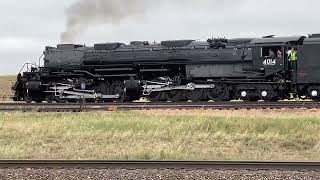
[250,36,305,81]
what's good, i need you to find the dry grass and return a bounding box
[0,109,320,160]
[0,76,15,101]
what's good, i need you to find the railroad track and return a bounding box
[0,160,320,170]
[0,101,320,112]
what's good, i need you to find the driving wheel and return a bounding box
[149,92,165,102]
[186,89,205,102]
[110,81,125,101]
[207,83,229,102]
[165,90,184,102]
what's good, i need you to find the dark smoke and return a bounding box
[61,0,241,43]
[61,0,147,43]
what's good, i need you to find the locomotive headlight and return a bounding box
[261,91,268,97]
[311,90,318,97]
[241,91,247,98]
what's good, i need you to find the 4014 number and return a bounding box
[263,59,276,66]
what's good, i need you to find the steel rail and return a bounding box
[0,160,319,170]
[1,102,320,112]
[0,101,317,106]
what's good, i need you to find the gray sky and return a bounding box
[1,0,319,75]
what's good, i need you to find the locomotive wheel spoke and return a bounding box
[110,81,125,101]
[186,89,205,102]
[207,83,228,102]
[165,90,184,102]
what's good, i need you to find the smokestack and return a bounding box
[61,0,147,43]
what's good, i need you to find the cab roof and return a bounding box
[250,36,305,45]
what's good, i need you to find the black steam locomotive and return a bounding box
[12,34,320,103]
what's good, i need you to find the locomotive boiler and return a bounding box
[11,34,320,103]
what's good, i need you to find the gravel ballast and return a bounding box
[0,168,319,180]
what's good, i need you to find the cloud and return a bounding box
[0,37,45,75]
[0,37,41,50]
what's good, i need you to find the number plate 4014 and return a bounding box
[263,59,277,66]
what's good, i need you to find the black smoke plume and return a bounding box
[61,0,147,43]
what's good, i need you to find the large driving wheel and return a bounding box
[165,90,184,102]
[110,81,125,101]
[186,89,205,102]
[148,92,165,102]
[207,83,229,102]
[94,82,110,95]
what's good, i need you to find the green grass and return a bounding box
[0,110,319,160]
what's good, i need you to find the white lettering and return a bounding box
[263,59,276,66]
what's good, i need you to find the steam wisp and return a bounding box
[61,0,147,43]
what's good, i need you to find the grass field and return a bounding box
[0,109,319,160]
[0,76,15,101]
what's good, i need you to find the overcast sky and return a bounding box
[1,0,320,75]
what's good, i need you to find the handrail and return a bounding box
[18,63,38,74]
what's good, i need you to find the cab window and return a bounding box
[261,46,282,58]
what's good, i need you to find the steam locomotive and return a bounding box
[12,34,320,103]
